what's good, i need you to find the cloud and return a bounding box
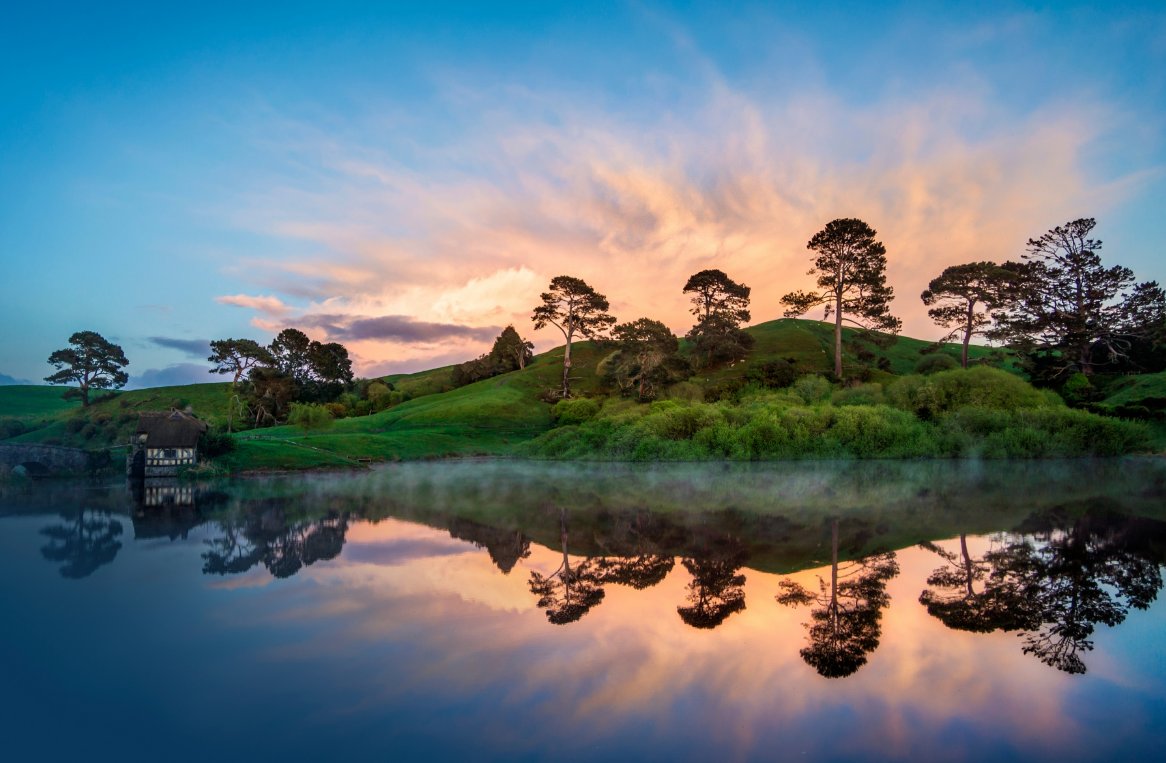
[127,363,215,389]
[215,294,293,317]
[303,314,500,344]
[0,373,34,385]
[208,43,1148,372]
[148,336,212,359]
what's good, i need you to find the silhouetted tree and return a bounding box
[40,507,124,578]
[683,269,754,367]
[528,509,605,624]
[781,219,901,378]
[269,328,315,382]
[44,330,129,406]
[208,338,272,387]
[531,276,616,398]
[490,325,535,371]
[921,262,1014,368]
[776,520,899,678]
[992,218,1166,377]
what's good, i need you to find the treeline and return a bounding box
[530,216,1166,402]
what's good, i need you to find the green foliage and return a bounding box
[1060,372,1096,406]
[886,367,1051,419]
[288,403,334,431]
[199,428,237,457]
[552,398,601,426]
[793,375,833,404]
[915,353,959,375]
[832,383,885,407]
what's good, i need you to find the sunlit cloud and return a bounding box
[208,48,1146,374]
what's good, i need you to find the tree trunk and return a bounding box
[561,336,573,398]
[960,533,973,597]
[962,302,974,368]
[833,294,843,379]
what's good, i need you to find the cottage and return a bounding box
[127,410,207,478]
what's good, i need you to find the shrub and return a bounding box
[324,402,348,419]
[887,367,1050,419]
[792,375,832,405]
[915,353,959,375]
[832,383,885,407]
[199,429,236,457]
[0,418,26,440]
[552,398,600,426]
[747,359,797,389]
[288,403,334,431]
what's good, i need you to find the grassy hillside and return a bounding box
[4,318,1157,472]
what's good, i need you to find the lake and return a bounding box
[2,460,1165,762]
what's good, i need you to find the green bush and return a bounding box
[0,418,27,440]
[552,398,601,426]
[915,353,960,375]
[887,367,1050,419]
[832,383,885,407]
[199,429,237,457]
[793,375,832,405]
[288,403,334,431]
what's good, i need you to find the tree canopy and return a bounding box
[208,338,272,386]
[683,269,754,368]
[606,317,688,401]
[781,218,901,378]
[992,218,1166,377]
[44,330,130,407]
[532,276,616,398]
[921,261,1014,368]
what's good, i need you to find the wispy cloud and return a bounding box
[215,293,293,317]
[148,336,211,360]
[208,41,1146,372]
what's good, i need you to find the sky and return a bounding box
[1,1,1164,387]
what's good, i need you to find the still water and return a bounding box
[2,460,1165,762]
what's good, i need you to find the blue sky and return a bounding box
[2,1,1164,385]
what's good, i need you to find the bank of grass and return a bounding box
[523,367,1150,461]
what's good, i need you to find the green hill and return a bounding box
[3,318,1157,472]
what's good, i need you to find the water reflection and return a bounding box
[776,519,899,677]
[202,502,350,579]
[920,506,1166,674]
[39,507,124,579]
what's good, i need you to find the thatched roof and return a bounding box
[136,411,207,448]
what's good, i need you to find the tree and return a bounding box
[208,338,272,432]
[921,262,1014,368]
[683,269,754,367]
[917,534,1039,633]
[268,328,314,382]
[207,338,272,387]
[44,330,130,407]
[606,318,689,401]
[993,218,1166,377]
[531,276,616,398]
[490,325,535,371]
[781,219,902,378]
[683,269,751,324]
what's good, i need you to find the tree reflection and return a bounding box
[447,517,531,574]
[593,510,676,590]
[677,552,747,629]
[40,507,124,579]
[776,520,899,678]
[917,534,1038,633]
[919,513,1164,674]
[528,508,605,624]
[203,506,350,579]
